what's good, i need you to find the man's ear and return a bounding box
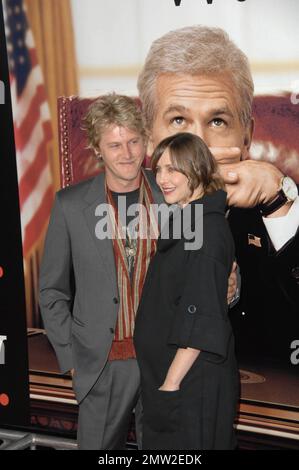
[244,117,254,150]
[96,141,103,156]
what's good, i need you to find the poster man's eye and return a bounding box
[211,118,226,127]
[170,116,185,126]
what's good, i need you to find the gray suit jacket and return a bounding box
[39,170,163,403]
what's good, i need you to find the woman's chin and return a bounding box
[164,195,177,205]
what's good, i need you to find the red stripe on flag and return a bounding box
[23,185,54,256]
[14,86,49,150]
[29,48,38,68]
[43,120,53,141]
[19,140,49,206]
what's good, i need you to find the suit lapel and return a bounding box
[143,169,164,205]
[81,170,164,290]
[82,173,117,289]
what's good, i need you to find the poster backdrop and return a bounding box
[1,0,298,440]
[0,0,30,426]
[69,0,299,420]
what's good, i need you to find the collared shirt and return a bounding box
[263,196,299,251]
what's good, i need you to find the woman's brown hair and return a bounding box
[151,132,225,195]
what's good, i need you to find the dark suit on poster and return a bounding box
[39,170,163,449]
[228,201,299,367]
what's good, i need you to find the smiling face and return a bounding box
[155,148,202,207]
[149,73,253,162]
[98,125,145,191]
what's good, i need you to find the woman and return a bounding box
[133,132,239,450]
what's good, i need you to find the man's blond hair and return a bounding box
[82,93,146,155]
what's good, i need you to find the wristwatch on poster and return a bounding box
[259,176,298,217]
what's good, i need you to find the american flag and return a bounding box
[4,0,54,257]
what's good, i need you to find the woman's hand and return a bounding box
[160,347,201,392]
[158,382,180,392]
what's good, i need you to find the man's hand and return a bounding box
[220,160,283,208]
[227,261,237,304]
[210,146,241,165]
[69,368,74,377]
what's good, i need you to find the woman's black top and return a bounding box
[134,190,239,450]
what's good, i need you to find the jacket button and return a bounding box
[291,267,299,283]
[113,297,119,304]
[187,305,197,314]
[110,328,115,334]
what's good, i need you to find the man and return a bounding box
[137,25,299,366]
[39,93,238,450]
[39,94,163,449]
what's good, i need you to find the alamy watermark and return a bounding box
[94,200,203,251]
[0,335,7,365]
[290,340,299,365]
[0,80,4,105]
[290,80,299,105]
